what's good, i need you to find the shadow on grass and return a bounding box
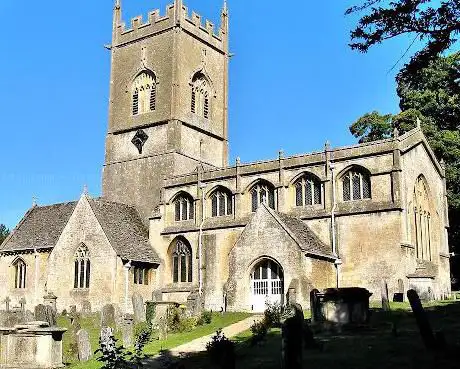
[141,301,460,369]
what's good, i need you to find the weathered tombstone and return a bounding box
[158,316,168,341]
[100,327,115,353]
[281,303,304,369]
[81,301,91,316]
[43,292,57,313]
[381,280,390,311]
[393,279,404,302]
[310,289,321,323]
[122,315,134,347]
[19,298,26,312]
[101,304,116,328]
[76,329,92,361]
[287,288,297,305]
[132,293,146,323]
[3,297,10,312]
[407,289,440,350]
[35,304,56,326]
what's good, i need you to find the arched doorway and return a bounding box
[250,258,284,312]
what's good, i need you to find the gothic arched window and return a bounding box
[210,188,233,217]
[74,244,90,289]
[174,193,194,221]
[413,176,432,261]
[172,239,192,283]
[190,72,211,119]
[132,71,156,115]
[294,174,322,207]
[13,259,26,289]
[250,181,275,212]
[342,168,371,201]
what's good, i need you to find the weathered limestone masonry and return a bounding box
[0,1,451,315]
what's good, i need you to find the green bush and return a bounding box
[264,301,284,328]
[206,329,235,366]
[166,306,182,332]
[134,322,151,342]
[250,319,268,345]
[197,311,213,326]
[145,302,156,325]
[178,316,197,332]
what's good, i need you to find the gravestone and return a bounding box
[3,297,10,312]
[310,289,321,323]
[100,327,115,354]
[281,303,304,369]
[381,280,390,311]
[34,304,56,326]
[407,289,441,350]
[43,292,57,313]
[122,315,134,347]
[101,304,116,328]
[287,288,297,305]
[77,329,92,361]
[19,298,26,312]
[393,279,404,302]
[158,317,168,341]
[132,293,146,323]
[81,301,91,316]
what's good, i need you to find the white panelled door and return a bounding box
[250,259,284,312]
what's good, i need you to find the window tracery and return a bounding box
[172,239,192,283]
[294,175,322,207]
[132,71,156,115]
[342,169,371,201]
[74,244,90,289]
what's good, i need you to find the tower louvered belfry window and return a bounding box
[74,244,91,289]
[132,71,156,115]
[342,169,371,201]
[294,175,322,207]
[190,72,211,119]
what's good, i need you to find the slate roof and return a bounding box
[0,197,160,264]
[0,202,77,252]
[266,206,335,259]
[88,198,159,264]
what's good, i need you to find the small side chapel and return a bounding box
[0,0,451,314]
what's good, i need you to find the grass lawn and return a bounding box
[58,312,251,369]
[176,300,460,369]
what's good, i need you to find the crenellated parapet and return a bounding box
[114,2,227,52]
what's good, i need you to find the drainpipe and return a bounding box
[124,260,132,313]
[329,162,342,287]
[198,182,206,296]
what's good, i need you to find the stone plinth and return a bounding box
[0,321,66,368]
[312,288,372,325]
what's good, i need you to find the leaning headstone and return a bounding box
[19,298,26,312]
[35,304,56,326]
[81,301,91,316]
[77,329,92,361]
[122,315,134,347]
[381,280,390,311]
[407,289,441,350]
[101,304,116,328]
[132,293,146,323]
[281,303,304,369]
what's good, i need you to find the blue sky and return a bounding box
[0,0,415,229]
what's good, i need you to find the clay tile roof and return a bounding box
[0,202,77,253]
[272,209,335,259]
[88,198,160,264]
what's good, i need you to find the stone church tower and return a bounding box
[102,0,230,221]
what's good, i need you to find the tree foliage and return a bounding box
[349,52,460,283]
[0,225,9,244]
[347,0,460,76]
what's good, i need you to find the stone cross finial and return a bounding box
[223,0,228,13]
[279,149,284,159]
[115,0,121,9]
[83,185,88,196]
[324,140,331,151]
[32,196,37,207]
[236,157,241,165]
[416,117,421,128]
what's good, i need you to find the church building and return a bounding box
[0,0,451,313]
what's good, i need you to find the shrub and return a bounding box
[145,302,156,325]
[250,319,268,345]
[206,329,235,365]
[166,306,182,332]
[178,316,197,333]
[61,309,67,316]
[134,321,151,342]
[264,301,284,328]
[197,311,213,326]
